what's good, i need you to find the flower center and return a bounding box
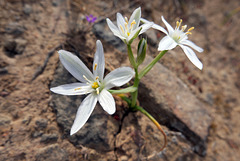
[171,19,195,42]
[91,82,99,89]
[119,17,136,37]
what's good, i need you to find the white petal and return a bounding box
[140,18,168,35]
[129,7,141,30]
[158,36,178,51]
[98,89,115,114]
[50,83,93,95]
[152,24,168,35]
[128,27,140,42]
[93,40,105,81]
[58,50,94,82]
[139,22,153,34]
[179,45,203,70]
[106,18,121,35]
[117,13,125,33]
[181,40,204,53]
[70,93,97,135]
[161,16,174,34]
[140,18,150,24]
[104,67,135,89]
[106,19,126,40]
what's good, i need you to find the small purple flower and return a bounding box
[86,14,97,23]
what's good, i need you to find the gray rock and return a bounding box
[141,29,158,47]
[5,22,25,36]
[40,133,58,143]
[92,19,126,52]
[4,38,27,57]
[0,68,8,75]
[35,118,48,130]
[35,144,68,161]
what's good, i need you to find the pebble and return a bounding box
[35,118,48,130]
[40,133,58,143]
[23,4,32,15]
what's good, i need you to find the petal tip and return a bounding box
[70,129,76,136]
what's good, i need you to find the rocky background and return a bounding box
[0,0,240,160]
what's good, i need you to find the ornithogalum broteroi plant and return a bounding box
[51,7,204,151]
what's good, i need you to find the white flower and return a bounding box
[106,7,153,44]
[50,40,135,135]
[141,16,204,70]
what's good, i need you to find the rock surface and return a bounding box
[139,55,212,156]
[0,0,240,160]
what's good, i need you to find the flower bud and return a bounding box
[136,38,147,66]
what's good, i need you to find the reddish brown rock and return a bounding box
[138,55,212,156]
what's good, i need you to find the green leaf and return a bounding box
[108,86,137,94]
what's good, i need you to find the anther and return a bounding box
[127,32,130,36]
[130,20,136,29]
[83,75,91,83]
[176,21,180,28]
[125,17,128,23]
[187,27,194,32]
[181,25,187,31]
[120,25,124,33]
[95,76,99,80]
[74,87,81,91]
[83,75,88,81]
[179,19,182,26]
[124,22,128,30]
[94,63,97,70]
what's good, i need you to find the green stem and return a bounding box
[139,50,167,79]
[127,44,137,68]
[131,68,140,108]
[135,105,167,151]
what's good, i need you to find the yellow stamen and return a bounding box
[187,27,194,32]
[176,21,180,28]
[125,17,128,23]
[127,32,130,36]
[94,63,97,70]
[120,25,124,33]
[96,88,100,95]
[176,19,182,28]
[186,32,192,35]
[179,19,182,27]
[83,75,90,82]
[91,82,99,89]
[124,22,128,30]
[181,25,187,31]
[95,76,99,80]
[74,87,81,91]
[130,20,136,29]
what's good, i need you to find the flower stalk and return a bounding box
[139,50,167,79]
[135,105,167,151]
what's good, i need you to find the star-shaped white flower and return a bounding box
[106,7,153,44]
[141,16,204,70]
[50,40,135,135]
